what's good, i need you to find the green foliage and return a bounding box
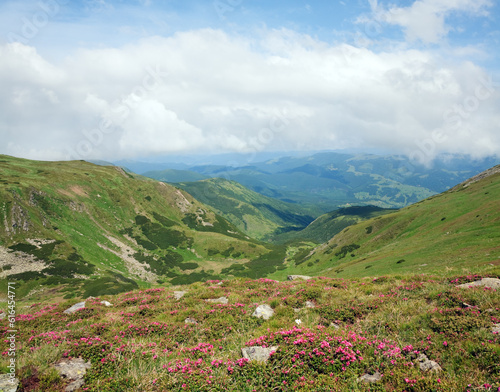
[335,243,360,259]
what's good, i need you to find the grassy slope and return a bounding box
[174,178,315,240]
[275,166,500,280]
[142,168,208,183]
[3,275,499,391]
[0,155,273,297]
[272,205,395,244]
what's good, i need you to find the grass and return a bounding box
[2,274,499,391]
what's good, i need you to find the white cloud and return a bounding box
[369,0,493,44]
[0,28,498,163]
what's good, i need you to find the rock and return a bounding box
[457,278,500,289]
[0,312,5,320]
[358,371,382,383]
[492,324,500,334]
[184,317,198,324]
[54,358,91,392]
[305,301,315,308]
[241,346,278,362]
[206,296,228,304]
[330,322,340,329]
[252,304,274,320]
[0,374,19,392]
[417,354,442,373]
[100,301,112,307]
[287,275,312,281]
[173,291,187,300]
[63,302,85,314]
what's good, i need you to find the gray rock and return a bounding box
[417,354,442,373]
[457,278,500,289]
[0,374,19,392]
[492,324,500,334]
[358,371,382,383]
[0,312,5,320]
[252,304,274,320]
[63,302,85,314]
[330,322,340,329]
[54,358,91,392]
[305,301,315,308]
[287,275,312,281]
[184,317,198,324]
[206,296,228,304]
[173,291,187,300]
[241,346,278,362]
[100,301,112,307]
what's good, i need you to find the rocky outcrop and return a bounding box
[417,354,442,373]
[457,278,500,289]
[252,304,274,320]
[241,346,278,362]
[54,358,91,392]
[358,371,382,383]
[0,374,19,392]
[173,291,187,300]
[287,275,312,281]
[63,302,86,314]
[206,297,229,304]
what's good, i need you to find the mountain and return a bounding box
[272,205,395,244]
[143,152,499,213]
[0,155,284,297]
[173,177,315,240]
[275,165,500,279]
[142,168,208,183]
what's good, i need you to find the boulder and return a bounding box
[287,275,312,281]
[0,374,19,392]
[457,278,500,289]
[252,304,274,320]
[358,371,382,383]
[492,324,500,334]
[206,297,228,304]
[305,301,315,308]
[100,301,112,307]
[241,346,278,362]
[54,358,91,392]
[417,354,442,373]
[184,317,198,324]
[173,291,187,300]
[63,302,85,315]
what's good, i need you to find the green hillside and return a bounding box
[274,165,500,279]
[142,168,208,183]
[0,155,280,297]
[272,205,395,244]
[174,178,314,240]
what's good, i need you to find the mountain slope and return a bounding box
[173,177,314,240]
[174,152,499,212]
[0,155,277,297]
[274,165,500,279]
[272,205,395,244]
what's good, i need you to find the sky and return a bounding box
[0,0,499,164]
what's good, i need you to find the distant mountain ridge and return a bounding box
[143,152,499,213]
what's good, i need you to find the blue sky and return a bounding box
[0,0,499,162]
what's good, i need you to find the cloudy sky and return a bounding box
[0,0,499,163]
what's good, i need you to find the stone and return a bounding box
[206,296,228,304]
[457,278,500,289]
[492,324,500,334]
[330,322,340,329]
[417,354,442,373]
[0,374,19,392]
[241,346,278,362]
[100,301,112,307]
[305,301,315,308]
[54,358,91,392]
[252,304,274,320]
[173,291,187,300]
[358,371,382,383]
[0,312,5,320]
[63,302,85,314]
[287,275,312,281]
[185,317,198,324]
